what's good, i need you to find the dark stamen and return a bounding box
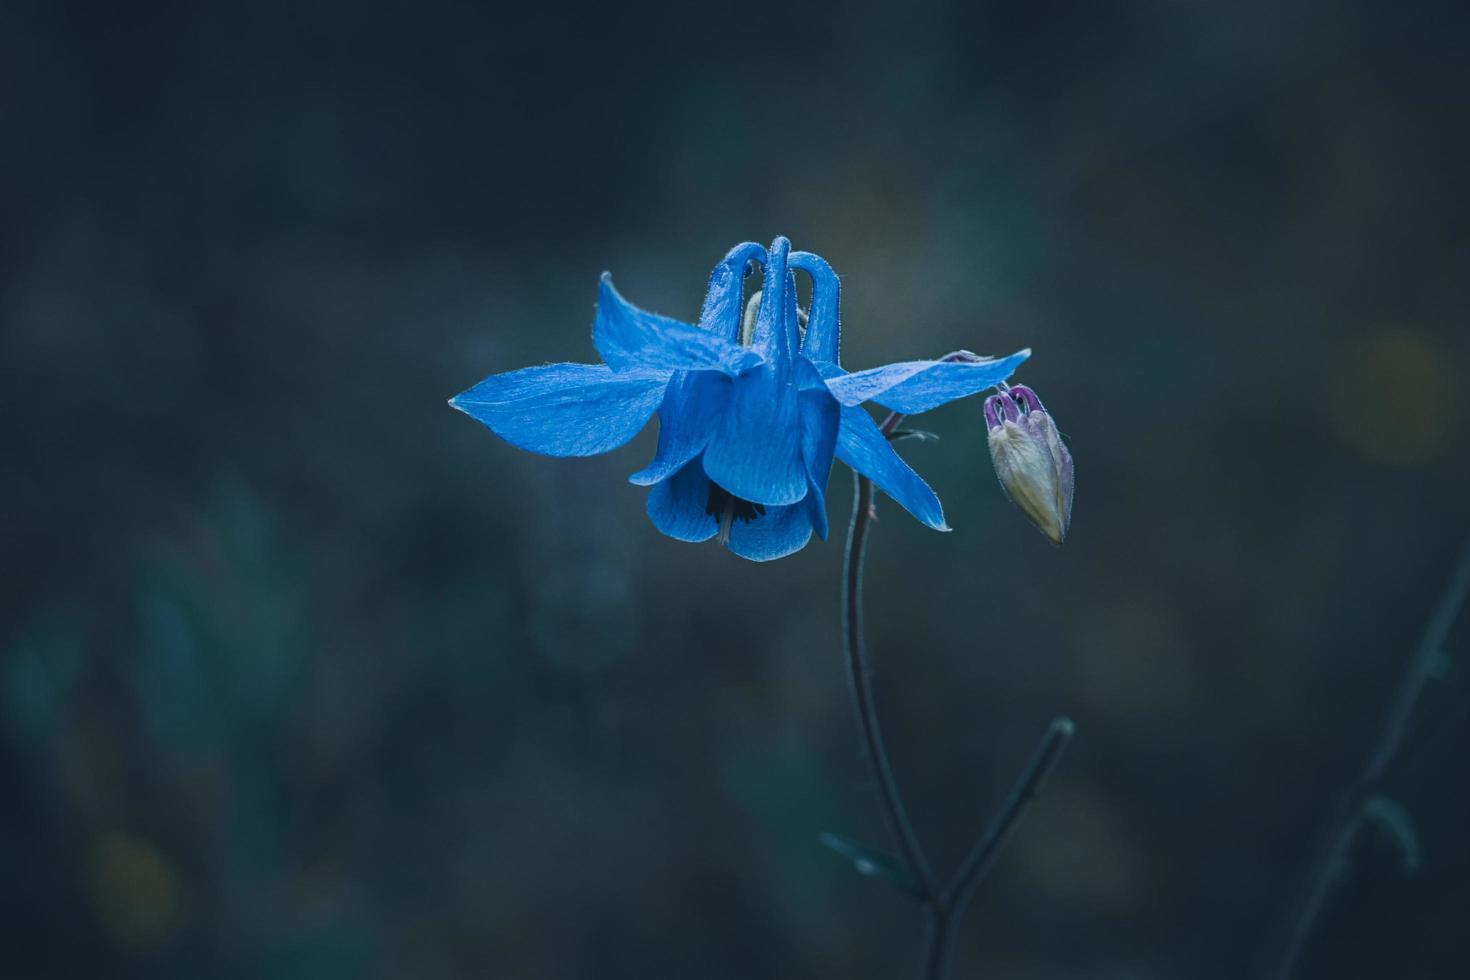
[705,484,767,524]
[736,499,767,522]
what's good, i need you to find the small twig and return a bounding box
[922,717,1076,978]
[944,716,1077,913]
[1266,537,1470,980]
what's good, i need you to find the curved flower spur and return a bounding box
[450,236,1030,560]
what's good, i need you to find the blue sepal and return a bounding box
[824,350,1031,412]
[594,275,763,376]
[450,363,669,458]
[835,405,948,530]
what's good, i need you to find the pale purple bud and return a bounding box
[983,385,1074,545]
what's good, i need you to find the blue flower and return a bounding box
[450,237,1029,561]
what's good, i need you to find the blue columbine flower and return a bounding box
[450,237,1029,561]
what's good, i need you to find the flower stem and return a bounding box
[840,409,1075,980]
[917,716,1075,978]
[843,463,938,900]
[942,715,1077,914]
[1266,537,1470,980]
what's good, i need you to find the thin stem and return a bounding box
[1361,541,1470,784]
[921,906,952,979]
[918,718,1074,980]
[942,716,1077,913]
[1267,537,1470,980]
[843,467,938,899]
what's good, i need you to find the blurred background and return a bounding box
[3,1,1468,977]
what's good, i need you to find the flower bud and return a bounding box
[984,385,1073,545]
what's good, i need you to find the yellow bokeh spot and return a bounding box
[1329,329,1452,465]
[90,834,184,951]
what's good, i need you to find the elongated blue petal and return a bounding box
[698,241,767,340]
[790,250,840,364]
[702,363,806,506]
[835,406,949,530]
[748,237,795,363]
[824,350,1031,412]
[594,275,763,376]
[725,503,814,562]
[628,370,732,486]
[797,363,840,540]
[645,457,718,542]
[450,363,669,457]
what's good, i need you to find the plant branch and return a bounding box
[919,717,1075,978]
[1266,537,1470,980]
[943,716,1077,913]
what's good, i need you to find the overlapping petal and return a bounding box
[824,350,1031,412]
[725,502,815,562]
[645,457,720,542]
[797,361,840,541]
[595,275,763,376]
[645,456,817,560]
[450,363,669,457]
[702,363,807,507]
[835,405,948,531]
[628,371,732,486]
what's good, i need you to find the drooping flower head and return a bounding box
[451,237,1031,560]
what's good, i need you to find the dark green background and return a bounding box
[4,1,1468,977]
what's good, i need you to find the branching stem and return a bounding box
[840,406,1074,980]
[1267,538,1470,980]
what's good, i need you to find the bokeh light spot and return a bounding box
[1328,329,1451,465]
[89,834,184,952]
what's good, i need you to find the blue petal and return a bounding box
[628,370,732,486]
[702,362,807,507]
[645,457,718,542]
[725,503,815,562]
[450,363,670,457]
[835,406,949,530]
[797,362,841,540]
[824,350,1031,412]
[594,275,763,376]
[790,250,841,364]
[801,356,844,388]
[697,241,767,340]
[747,237,797,364]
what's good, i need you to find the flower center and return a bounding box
[705,483,766,544]
[740,290,807,347]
